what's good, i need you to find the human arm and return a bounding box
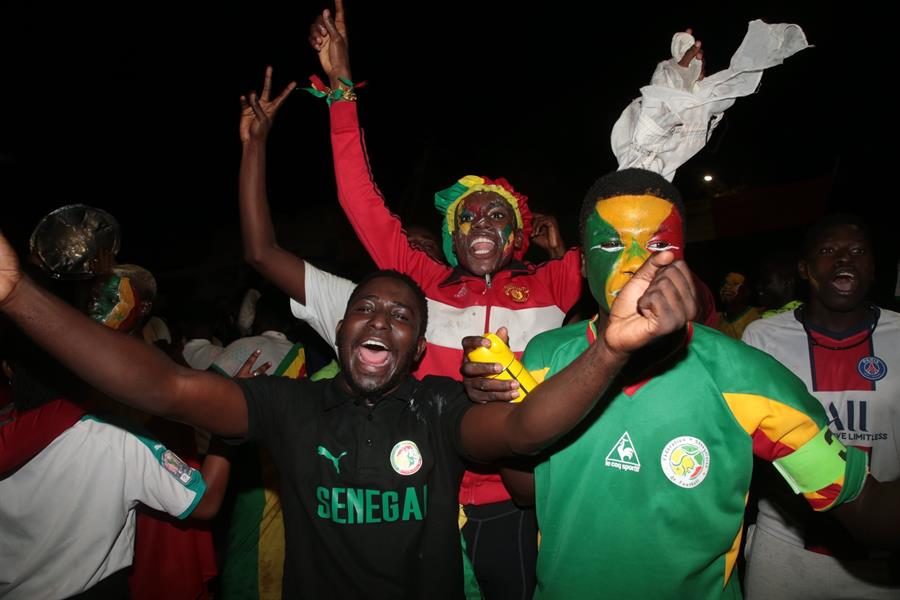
[0,232,249,437]
[499,466,536,507]
[190,349,275,519]
[288,263,355,354]
[721,343,898,548]
[308,0,351,90]
[674,28,705,82]
[238,67,310,303]
[191,438,232,519]
[309,5,445,277]
[459,252,697,460]
[530,213,566,260]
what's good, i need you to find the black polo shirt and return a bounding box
[235,373,472,599]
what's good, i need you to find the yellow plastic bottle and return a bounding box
[466,333,538,403]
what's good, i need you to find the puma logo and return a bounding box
[318,446,349,474]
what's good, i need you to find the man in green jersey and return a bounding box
[463,168,899,599]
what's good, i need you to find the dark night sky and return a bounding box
[1,2,892,300]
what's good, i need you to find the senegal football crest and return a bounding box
[660,436,710,488]
[390,440,423,476]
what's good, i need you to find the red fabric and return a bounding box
[750,429,795,461]
[691,274,718,328]
[330,102,583,505]
[129,418,216,600]
[0,397,84,475]
[806,482,843,511]
[809,328,874,392]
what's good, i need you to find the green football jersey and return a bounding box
[522,320,867,599]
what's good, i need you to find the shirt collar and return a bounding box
[323,372,419,411]
[260,330,288,341]
[438,260,532,287]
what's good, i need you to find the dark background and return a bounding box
[1,2,893,306]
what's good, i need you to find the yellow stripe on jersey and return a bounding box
[723,492,749,589]
[529,367,550,385]
[723,393,821,451]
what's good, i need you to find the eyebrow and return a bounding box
[486,200,511,211]
[389,300,413,312]
[355,295,413,311]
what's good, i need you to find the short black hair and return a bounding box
[579,168,684,242]
[802,213,872,258]
[346,270,429,336]
[252,288,293,335]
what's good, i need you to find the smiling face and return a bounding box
[452,191,523,277]
[336,276,427,399]
[800,223,874,313]
[583,194,684,313]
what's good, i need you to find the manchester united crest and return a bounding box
[504,284,530,303]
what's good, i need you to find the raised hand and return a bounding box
[234,349,271,379]
[603,252,697,356]
[0,230,21,306]
[530,213,565,259]
[677,28,705,80]
[461,327,520,403]
[308,0,352,88]
[239,66,297,145]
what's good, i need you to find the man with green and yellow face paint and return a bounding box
[462,168,900,599]
[583,192,684,313]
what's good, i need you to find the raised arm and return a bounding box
[0,232,248,437]
[238,67,310,303]
[460,251,697,461]
[308,0,351,90]
[530,213,567,260]
[308,4,445,277]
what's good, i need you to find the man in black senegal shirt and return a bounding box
[0,246,697,598]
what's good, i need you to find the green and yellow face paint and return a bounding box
[584,194,684,312]
[88,274,141,331]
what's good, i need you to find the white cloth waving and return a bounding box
[611,20,810,181]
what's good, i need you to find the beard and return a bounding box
[340,345,419,404]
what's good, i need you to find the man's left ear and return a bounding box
[414,337,427,362]
[580,253,587,279]
[514,228,524,250]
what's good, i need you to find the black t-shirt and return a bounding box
[236,373,472,599]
